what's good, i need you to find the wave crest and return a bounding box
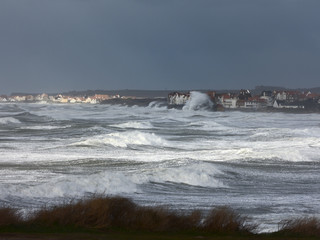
[111,121,153,129]
[71,131,168,148]
[182,91,214,111]
[0,117,21,125]
[2,172,139,199]
[149,163,225,188]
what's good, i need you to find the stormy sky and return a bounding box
[1,0,320,94]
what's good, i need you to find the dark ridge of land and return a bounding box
[61,89,232,98]
[10,86,320,98]
[251,86,320,95]
[10,90,176,98]
[10,89,226,98]
[1,196,320,240]
[63,90,175,98]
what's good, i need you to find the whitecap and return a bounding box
[147,101,168,109]
[20,125,71,130]
[131,163,226,188]
[1,171,139,199]
[111,121,153,129]
[0,117,21,124]
[71,131,168,148]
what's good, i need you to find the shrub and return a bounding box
[24,197,255,233]
[202,206,255,233]
[29,197,136,229]
[0,207,21,226]
[279,217,320,236]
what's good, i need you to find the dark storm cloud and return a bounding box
[1,0,320,94]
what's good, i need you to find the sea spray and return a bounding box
[182,91,214,111]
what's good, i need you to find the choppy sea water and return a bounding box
[1,99,320,232]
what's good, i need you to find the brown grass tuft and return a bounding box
[4,197,320,237]
[0,207,21,226]
[29,196,137,229]
[279,217,320,236]
[132,207,202,232]
[28,197,203,232]
[3,197,255,234]
[202,206,255,233]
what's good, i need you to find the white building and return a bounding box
[273,100,304,109]
[168,92,190,105]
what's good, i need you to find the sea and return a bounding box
[1,92,320,232]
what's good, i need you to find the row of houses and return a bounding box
[0,93,120,104]
[168,90,320,110]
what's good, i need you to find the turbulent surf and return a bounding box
[0,101,320,232]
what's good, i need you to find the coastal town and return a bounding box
[1,88,320,111]
[168,89,320,111]
[0,93,126,104]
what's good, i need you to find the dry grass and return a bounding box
[279,217,320,236]
[26,197,255,233]
[0,208,21,226]
[29,197,135,229]
[27,197,204,232]
[202,206,255,233]
[131,208,202,232]
[2,198,320,238]
[0,196,293,235]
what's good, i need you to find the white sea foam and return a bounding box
[0,164,223,200]
[147,101,168,109]
[145,163,225,188]
[205,138,318,162]
[20,125,71,130]
[111,121,153,129]
[1,171,139,199]
[71,131,168,148]
[182,91,214,111]
[187,120,233,132]
[2,135,318,164]
[0,117,21,124]
[0,150,90,163]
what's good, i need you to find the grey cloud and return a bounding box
[1,0,320,94]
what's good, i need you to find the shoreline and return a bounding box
[1,100,320,113]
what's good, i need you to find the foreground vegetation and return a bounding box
[1,196,320,239]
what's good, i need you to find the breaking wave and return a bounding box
[182,91,214,111]
[147,101,168,109]
[71,131,168,148]
[20,125,72,130]
[111,121,154,129]
[1,164,224,201]
[146,163,225,188]
[2,171,139,199]
[0,117,21,125]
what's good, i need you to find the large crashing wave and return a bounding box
[182,91,214,111]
